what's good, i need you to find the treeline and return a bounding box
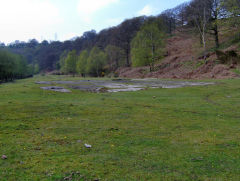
[2,0,239,77]
[0,50,33,82]
[60,47,107,77]
[5,16,147,73]
[163,0,239,48]
[59,19,166,76]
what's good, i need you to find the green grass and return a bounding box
[1,75,240,180]
[181,59,207,70]
[232,68,240,75]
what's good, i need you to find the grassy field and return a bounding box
[0,75,240,180]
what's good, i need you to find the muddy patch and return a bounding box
[36,79,214,93]
[40,86,71,93]
[69,85,106,93]
[36,81,53,85]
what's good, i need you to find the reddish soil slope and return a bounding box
[117,29,239,79]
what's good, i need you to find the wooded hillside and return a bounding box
[0,0,239,78]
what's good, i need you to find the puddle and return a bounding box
[36,79,214,93]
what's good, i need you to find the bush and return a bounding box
[216,50,239,64]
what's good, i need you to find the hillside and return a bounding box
[1,0,239,81]
[117,27,240,79]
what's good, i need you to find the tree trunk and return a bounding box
[125,42,130,67]
[169,19,172,35]
[115,58,119,70]
[202,33,207,60]
[200,34,203,46]
[151,49,155,72]
[213,24,219,48]
[150,32,155,72]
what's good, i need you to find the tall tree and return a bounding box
[115,17,146,67]
[87,47,107,77]
[223,0,240,26]
[0,50,32,82]
[77,50,88,77]
[160,9,177,35]
[209,0,222,48]
[187,0,212,57]
[175,2,189,26]
[105,45,125,71]
[65,50,77,76]
[59,50,68,73]
[131,21,165,72]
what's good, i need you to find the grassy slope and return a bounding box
[0,75,240,180]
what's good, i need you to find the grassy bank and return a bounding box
[0,75,240,180]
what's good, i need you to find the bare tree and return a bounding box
[187,0,212,58]
[208,0,227,48]
[160,9,177,35]
[173,2,190,27]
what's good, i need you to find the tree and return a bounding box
[175,2,190,26]
[186,0,228,49]
[0,42,5,47]
[223,0,240,26]
[77,50,88,77]
[87,47,107,77]
[115,17,146,67]
[28,39,39,48]
[0,50,32,82]
[65,50,77,76]
[105,45,125,71]
[81,30,97,49]
[59,50,68,73]
[131,21,165,72]
[187,0,212,58]
[208,0,223,48]
[160,9,177,35]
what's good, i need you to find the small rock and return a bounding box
[84,144,92,148]
[191,157,203,162]
[64,176,72,181]
[34,147,41,150]
[1,155,7,160]
[109,128,119,131]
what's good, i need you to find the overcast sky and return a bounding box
[0,0,188,44]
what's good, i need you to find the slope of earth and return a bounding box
[117,28,240,79]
